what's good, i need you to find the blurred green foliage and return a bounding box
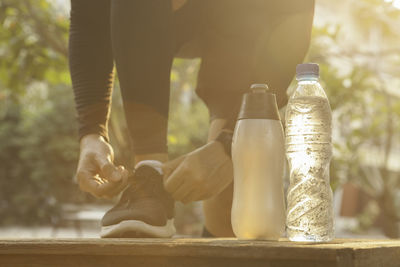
[308,0,400,236]
[0,0,399,238]
[0,0,81,226]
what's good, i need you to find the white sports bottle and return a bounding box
[231,84,286,240]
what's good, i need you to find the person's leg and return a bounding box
[200,1,315,237]
[174,3,239,237]
[101,0,175,238]
[173,0,206,58]
[202,118,235,237]
[111,0,174,164]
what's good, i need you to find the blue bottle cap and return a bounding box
[296,63,319,78]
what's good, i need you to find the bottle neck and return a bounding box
[293,75,327,99]
[296,75,319,84]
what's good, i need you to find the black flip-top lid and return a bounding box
[237,84,280,121]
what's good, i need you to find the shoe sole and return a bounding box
[100,219,176,238]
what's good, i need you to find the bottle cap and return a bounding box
[250,84,269,91]
[237,84,280,121]
[296,63,319,78]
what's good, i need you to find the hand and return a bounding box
[163,141,233,204]
[75,134,129,199]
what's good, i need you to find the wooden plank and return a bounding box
[0,238,399,267]
[353,246,400,267]
[0,238,339,260]
[0,255,338,267]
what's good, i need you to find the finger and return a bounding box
[192,190,217,202]
[164,162,187,194]
[162,155,185,178]
[192,166,232,202]
[117,165,130,186]
[108,164,127,183]
[97,165,131,198]
[97,156,123,183]
[93,175,107,184]
[171,181,193,201]
[77,171,108,198]
[93,179,122,198]
[181,188,199,204]
[188,182,222,202]
[102,167,129,198]
[107,164,130,184]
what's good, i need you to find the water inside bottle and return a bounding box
[285,95,334,242]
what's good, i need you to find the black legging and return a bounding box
[69,0,315,155]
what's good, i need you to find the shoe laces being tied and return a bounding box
[122,165,166,200]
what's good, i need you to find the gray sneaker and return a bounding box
[100,161,175,238]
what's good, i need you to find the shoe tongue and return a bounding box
[135,160,163,175]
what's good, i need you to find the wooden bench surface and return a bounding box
[0,238,399,267]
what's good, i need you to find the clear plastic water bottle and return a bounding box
[285,63,334,242]
[231,84,286,240]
